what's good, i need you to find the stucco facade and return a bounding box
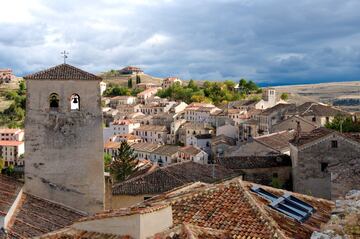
[24,66,105,214]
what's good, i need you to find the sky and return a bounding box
[1,0,360,85]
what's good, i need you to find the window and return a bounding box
[49,93,59,109]
[251,186,315,222]
[312,117,316,122]
[321,162,328,172]
[70,94,80,110]
[331,140,338,148]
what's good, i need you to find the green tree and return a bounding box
[188,79,198,90]
[128,78,133,88]
[325,115,360,132]
[136,75,141,84]
[110,142,138,182]
[0,158,4,172]
[280,93,289,101]
[271,177,283,189]
[104,153,112,173]
[17,80,26,95]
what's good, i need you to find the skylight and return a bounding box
[251,186,315,222]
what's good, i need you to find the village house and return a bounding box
[169,101,188,113]
[0,69,15,83]
[271,115,319,133]
[178,122,214,145]
[108,134,142,144]
[161,77,182,88]
[178,146,208,164]
[217,154,292,188]
[257,103,295,134]
[239,118,260,142]
[187,133,212,156]
[134,125,168,144]
[104,141,121,157]
[211,134,237,158]
[150,145,181,166]
[119,66,143,75]
[0,128,25,167]
[131,142,161,161]
[225,108,248,125]
[131,114,153,126]
[290,127,360,200]
[184,103,222,123]
[109,161,238,209]
[229,130,295,157]
[285,102,350,126]
[109,95,137,108]
[139,101,176,115]
[137,87,162,103]
[135,82,159,90]
[216,124,239,140]
[109,119,140,135]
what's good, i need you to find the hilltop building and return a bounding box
[119,66,143,75]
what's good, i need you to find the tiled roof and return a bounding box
[260,103,296,116]
[289,102,350,117]
[211,135,236,146]
[38,227,131,239]
[254,130,295,152]
[104,141,121,149]
[0,128,22,134]
[216,155,291,170]
[179,146,202,155]
[134,125,167,132]
[0,175,23,216]
[23,64,102,81]
[145,179,334,239]
[112,161,238,196]
[289,127,333,146]
[0,140,24,146]
[6,193,85,238]
[130,142,161,152]
[151,223,230,239]
[152,145,181,156]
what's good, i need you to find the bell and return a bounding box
[73,97,78,103]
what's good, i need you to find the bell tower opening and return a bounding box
[70,94,80,110]
[49,93,60,109]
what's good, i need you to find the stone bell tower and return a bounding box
[24,64,104,214]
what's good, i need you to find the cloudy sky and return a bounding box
[1,0,360,85]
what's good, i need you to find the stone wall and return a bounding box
[292,134,360,200]
[25,79,105,214]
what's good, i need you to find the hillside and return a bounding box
[100,73,163,87]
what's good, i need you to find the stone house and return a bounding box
[178,146,208,164]
[257,103,295,134]
[119,66,143,75]
[133,125,168,144]
[150,145,181,166]
[161,77,182,89]
[239,118,260,142]
[270,115,318,133]
[211,134,237,158]
[290,127,360,200]
[216,124,239,140]
[109,119,140,135]
[0,69,14,83]
[139,101,176,115]
[137,87,161,104]
[285,102,350,126]
[179,122,214,145]
[229,130,294,157]
[217,154,292,188]
[131,142,161,161]
[0,128,24,141]
[109,95,137,108]
[184,103,221,123]
[188,133,212,156]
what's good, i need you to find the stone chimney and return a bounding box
[294,120,302,143]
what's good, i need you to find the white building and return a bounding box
[110,120,140,135]
[0,140,25,166]
[109,96,137,108]
[184,103,222,123]
[100,81,107,95]
[0,128,24,141]
[131,142,161,161]
[134,125,168,144]
[150,145,181,166]
[137,87,162,103]
[178,146,208,164]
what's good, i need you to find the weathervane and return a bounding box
[61,50,69,64]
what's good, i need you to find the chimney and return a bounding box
[295,120,302,142]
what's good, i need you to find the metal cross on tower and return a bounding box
[61,50,69,64]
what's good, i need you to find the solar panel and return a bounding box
[251,186,315,222]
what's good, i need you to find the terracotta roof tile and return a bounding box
[112,161,239,196]
[0,175,23,216]
[254,130,295,152]
[38,227,131,239]
[23,64,102,81]
[216,155,291,170]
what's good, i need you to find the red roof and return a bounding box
[0,140,24,146]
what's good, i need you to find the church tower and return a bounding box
[24,64,104,214]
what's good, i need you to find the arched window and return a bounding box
[49,93,59,109]
[70,94,80,111]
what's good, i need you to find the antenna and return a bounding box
[61,50,69,64]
